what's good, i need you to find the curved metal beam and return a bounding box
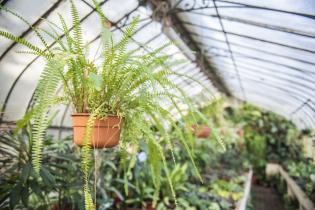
[212,58,315,96]
[202,45,315,77]
[212,0,246,99]
[227,80,315,127]
[178,11,315,38]
[215,0,315,20]
[211,56,315,85]
[219,70,315,105]
[179,20,315,54]
[189,32,315,66]
[171,0,315,20]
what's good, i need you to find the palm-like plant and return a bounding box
[0,126,82,210]
[0,1,225,209]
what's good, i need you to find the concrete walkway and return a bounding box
[251,185,285,210]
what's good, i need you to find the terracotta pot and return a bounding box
[237,128,244,137]
[71,113,123,148]
[192,125,211,138]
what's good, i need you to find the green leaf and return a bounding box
[29,180,43,198]
[21,187,29,207]
[40,167,56,186]
[88,72,103,91]
[14,109,35,135]
[109,187,124,201]
[10,183,21,209]
[21,164,31,183]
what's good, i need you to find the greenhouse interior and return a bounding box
[0,0,315,209]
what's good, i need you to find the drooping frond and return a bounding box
[32,57,65,173]
[0,31,49,58]
[81,112,98,210]
[39,26,66,51]
[1,7,51,53]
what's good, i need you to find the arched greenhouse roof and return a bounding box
[0,0,315,130]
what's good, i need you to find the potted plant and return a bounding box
[0,1,225,209]
[236,128,244,138]
[191,124,211,138]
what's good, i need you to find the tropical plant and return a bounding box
[0,126,83,210]
[0,1,224,209]
[0,125,129,210]
[211,177,244,202]
[226,104,306,182]
[287,161,315,201]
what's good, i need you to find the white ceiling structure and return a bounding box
[0,0,315,131]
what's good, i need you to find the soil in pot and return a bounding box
[71,114,123,148]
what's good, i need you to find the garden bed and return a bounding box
[235,169,253,210]
[266,163,315,210]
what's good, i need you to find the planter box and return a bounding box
[235,169,253,210]
[265,163,315,210]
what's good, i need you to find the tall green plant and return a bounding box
[0,1,224,209]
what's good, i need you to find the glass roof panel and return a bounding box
[0,0,59,55]
[1,0,315,129]
[226,34,315,64]
[217,6,315,35]
[217,0,315,16]
[222,19,315,52]
[3,58,45,121]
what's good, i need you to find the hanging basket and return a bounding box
[191,124,211,138]
[71,113,123,148]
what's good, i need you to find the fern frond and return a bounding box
[70,0,84,55]
[58,14,74,52]
[81,112,99,210]
[38,26,66,51]
[32,58,65,173]
[2,7,51,53]
[0,31,49,58]
[15,50,44,56]
[91,0,107,24]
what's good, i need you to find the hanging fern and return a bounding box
[1,1,225,209]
